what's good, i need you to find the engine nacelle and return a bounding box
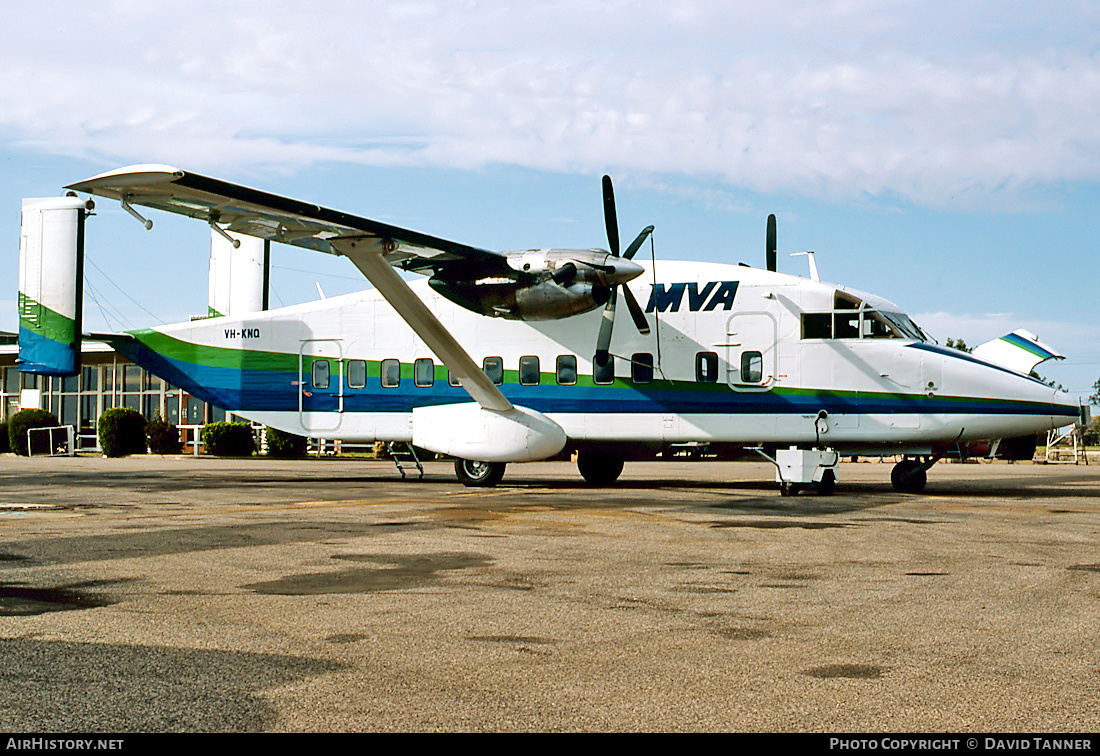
[429,247,641,321]
[429,276,609,321]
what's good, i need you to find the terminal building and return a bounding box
[1,333,234,449]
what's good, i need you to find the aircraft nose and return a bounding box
[603,256,645,284]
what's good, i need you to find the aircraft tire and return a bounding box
[577,451,625,486]
[891,459,927,493]
[454,459,506,487]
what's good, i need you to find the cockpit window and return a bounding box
[801,308,926,342]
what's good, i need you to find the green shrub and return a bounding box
[201,422,256,457]
[145,415,183,455]
[265,426,308,458]
[8,409,60,456]
[0,422,8,454]
[98,407,147,457]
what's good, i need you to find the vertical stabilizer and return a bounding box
[208,230,268,317]
[18,197,87,376]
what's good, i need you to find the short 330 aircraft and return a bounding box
[21,165,1081,491]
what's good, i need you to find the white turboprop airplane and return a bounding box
[27,165,1081,492]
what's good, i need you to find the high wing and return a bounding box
[66,164,510,276]
[66,164,513,412]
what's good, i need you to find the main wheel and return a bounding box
[454,459,506,487]
[576,451,625,486]
[891,459,927,493]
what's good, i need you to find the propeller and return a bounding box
[766,213,777,272]
[595,175,653,367]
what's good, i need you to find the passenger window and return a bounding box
[593,354,615,385]
[556,355,577,385]
[802,313,832,339]
[519,355,540,386]
[696,352,719,383]
[312,359,330,390]
[448,370,461,387]
[483,356,504,385]
[741,351,763,384]
[381,359,401,388]
[632,353,654,384]
[414,358,435,387]
[347,359,366,389]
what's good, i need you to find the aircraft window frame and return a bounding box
[414,358,435,388]
[448,370,461,387]
[631,353,654,384]
[483,356,504,386]
[556,355,577,385]
[519,355,541,386]
[696,351,719,383]
[312,359,331,390]
[381,359,401,388]
[593,355,615,385]
[741,351,763,384]
[347,359,367,389]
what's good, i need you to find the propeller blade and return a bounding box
[594,287,617,367]
[766,214,777,272]
[602,175,620,257]
[622,225,654,260]
[621,284,650,335]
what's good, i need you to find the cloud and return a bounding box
[3,1,1100,208]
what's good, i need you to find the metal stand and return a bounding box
[387,442,424,479]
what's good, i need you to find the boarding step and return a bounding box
[387,442,424,479]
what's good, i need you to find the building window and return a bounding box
[556,355,577,385]
[519,356,540,386]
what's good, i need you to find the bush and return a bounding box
[0,422,8,454]
[145,415,183,455]
[201,422,256,457]
[8,409,60,456]
[98,407,147,457]
[265,426,308,458]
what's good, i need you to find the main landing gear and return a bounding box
[454,458,506,487]
[890,456,939,493]
[576,451,625,486]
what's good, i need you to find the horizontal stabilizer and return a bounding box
[972,329,1064,375]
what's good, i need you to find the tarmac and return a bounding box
[0,454,1097,732]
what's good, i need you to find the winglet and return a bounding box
[971,329,1064,376]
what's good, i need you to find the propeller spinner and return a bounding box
[595,175,653,367]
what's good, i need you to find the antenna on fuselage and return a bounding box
[766,214,777,272]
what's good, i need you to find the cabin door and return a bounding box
[299,339,343,433]
[725,311,778,391]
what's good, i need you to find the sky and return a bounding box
[1,0,1098,404]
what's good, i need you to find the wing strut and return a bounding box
[335,239,513,413]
